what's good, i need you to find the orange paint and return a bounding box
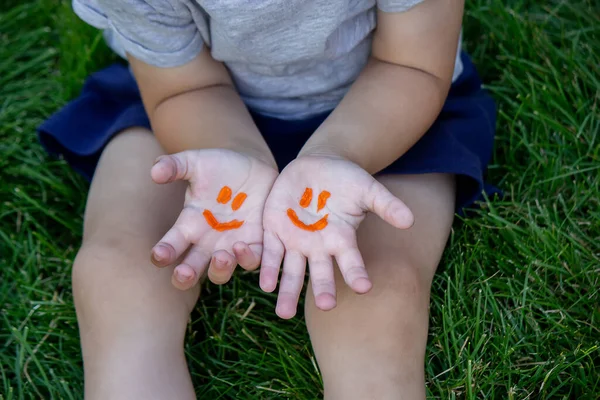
[204,186,248,231]
[203,210,244,231]
[287,209,328,231]
[317,190,330,211]
[299,188,312,208]
[231,192,247,211]
[217,186,232,204]
[287,188,332,231]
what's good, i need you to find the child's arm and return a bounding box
[298,0,464,173]
[130,50,280,286]
[72,0,279,289]
[260,0,465,318]
[129,50,276,168]
[130,51,283,287]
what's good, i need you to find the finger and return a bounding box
[364,179,414,229]
[171,245,211,291]
[207,250,237,285]
[233,242,262,271]
[335,247,372,294]
[151,152,194,184]
[259,231,284,293]
[276,251,307,319]
[308,255,336,311]
[151,207,203,267]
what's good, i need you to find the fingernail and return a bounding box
[153,245,165,260]
[211,257,222,270]
[151,251,162,265]
[151,244,171,266]
[153,156,164,166]
[276,304,296,320]
[315,293,336,311]
[216,259,228,269]
[175,270,191,283]
[260,279,275,293]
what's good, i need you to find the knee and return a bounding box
[71,233,189,315]
[72,238,197,340]
[72,233,153,291]
[72,239,140,315]
[361,257,433,310]
[308,259,432,329]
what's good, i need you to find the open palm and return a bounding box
[150,149,277,290]
[260,155,414,318]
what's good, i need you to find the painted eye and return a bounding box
[297,187,330,211]
[317,191,330,211]
[215,186,247,210]
[216,186,232,204]
[231,193,247,210]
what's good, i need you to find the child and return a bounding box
[38,0,497,398]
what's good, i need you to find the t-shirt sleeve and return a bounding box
[377,0,425,13]
[72,0,206,67]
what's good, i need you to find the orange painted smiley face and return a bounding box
[203,186,247,231]
[287,188,331,232]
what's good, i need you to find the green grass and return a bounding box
[1,0,598,398]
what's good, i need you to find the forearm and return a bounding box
[299,58,449,173]
[299,0,463,174]
[128,51,276,168]
[151,84,276,168]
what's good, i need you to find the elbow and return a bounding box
[368,57,451,111]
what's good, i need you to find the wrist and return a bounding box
[220,139,278,170]
[157,131,278,171]
[236,148,278,171]
[297,142,367,170]
[298,143,355,162]
[151,86,278,170]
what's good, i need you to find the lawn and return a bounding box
[1,0,598,398]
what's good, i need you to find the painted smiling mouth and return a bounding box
[202,186,247,231]
[286,209,328,231]
[203,210,244,232]
[286,188,331,232]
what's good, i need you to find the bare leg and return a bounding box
[305,174,456,400]
[72,128,199,400]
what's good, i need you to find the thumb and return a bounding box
[151,152,195,184]
[363,179,414,229]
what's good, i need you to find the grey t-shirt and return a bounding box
[73,0,463,119]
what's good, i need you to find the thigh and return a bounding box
[74,128,198,322]
[305,173,455,400]
[74,128,197,399]
[83,129,185,247]
[356,173,455,288]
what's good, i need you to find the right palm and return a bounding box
[150,149,278,290]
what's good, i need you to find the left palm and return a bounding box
[260,155,414,319]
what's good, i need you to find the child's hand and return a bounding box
[260,155,414,318]
[150,149,277,290]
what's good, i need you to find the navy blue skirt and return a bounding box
[38,52,498,213]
